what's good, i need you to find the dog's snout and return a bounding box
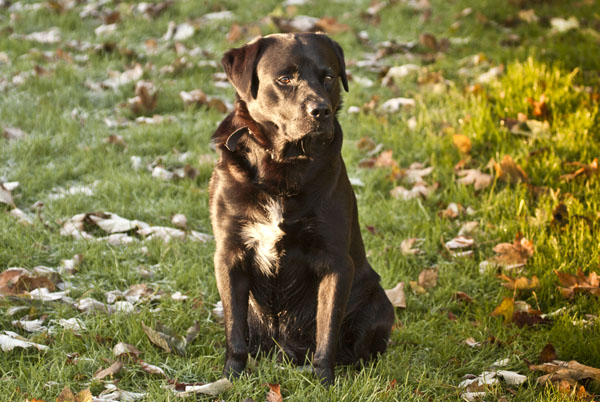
[308,102,332,121]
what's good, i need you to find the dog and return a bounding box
[209,32,394,384]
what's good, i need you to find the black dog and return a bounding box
[209,32,394,384]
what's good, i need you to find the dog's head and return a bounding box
[222,33,348,154]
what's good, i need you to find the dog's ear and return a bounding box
[222,39,262,100]
[328,38,349,92]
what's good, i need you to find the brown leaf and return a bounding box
[498,274,539,290]
[560,158,598,181]
[554,268,600,298]
[93,361,123,380]
[0,268,56,295]
[512,310,551,327]
[129,81,158,114]
[400,238,423,255]
[356,136,377,152]
[141,321,186,356]
[456,168,493,190]
[492,155,528,183]
[418,268,438,289]
[454,291,473,303]
[385,282,406,308]
[113,342,142,360]
[103,134,127,148]
[56,387,92,402]
[315,17,351,34]
[530,360,600,384]
[180,89,207,106]
[527,94,548,118]
[266,383,283,402]
[540,343,557,363]
[452,134,471,154]
[419,33,438,50]
[489,233,534,269]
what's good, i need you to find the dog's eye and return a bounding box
[277,76,292,85]
[324,74,334,83]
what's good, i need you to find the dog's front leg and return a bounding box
[215,253,250,379]
[313,264,353,385]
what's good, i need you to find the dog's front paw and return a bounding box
[223,357,247,380]
[314,364,335,385]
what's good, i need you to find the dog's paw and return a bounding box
[223,358,246,380]
[314,365,335,386]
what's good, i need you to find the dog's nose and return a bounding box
[308,102,332,121]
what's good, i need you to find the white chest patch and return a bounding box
[241,199,285,276]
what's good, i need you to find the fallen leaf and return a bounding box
[530,360,600,385]
[163,21,195,41]
[390,182,436,200]
[0,183,15,207]
[379,97,415,113]
[554,268,600,298]
[445,236,474,249]
[113,342,142,360]
[400,238,424,255]
[560,157,598,181]
[496,370,527,385]
[456,169,493,190]
[551,17,580,33]
[101,64,143,89]
[104,134,127,148]
[452,134,471,154]
[540,343,558,363]
[138,360,167,377]
[3,127,27,140]
[0,331,49,352]
[171,378,233,397]
[418,268,438,289]
[266,383,283,402]
[498,274,539,291]
[129,81,158,114]
[488,234,534,270]
[465,337,481,348]
[491,155,528,184]
[454,291,473,303]
[141,321,186,356]
[518,9,539,23]
[491,297,514,322]
[385,282,406,308]
[93,361,123,380]
[0,267,57,295]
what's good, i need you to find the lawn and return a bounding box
[1,0,600,400]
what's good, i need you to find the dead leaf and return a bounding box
[0,183,15,207]
[492,155,528,183]
[445,236,474,249]
[266,383,283,402]
[540,343,557,363]
[518,9,539,23]
[456,169,493,190]
[129,81,158,114]
[315,17,351,34]
[488,234,534,270]
[551,17,579,33]
[560,158,598,181]
[103,134,127,148]
[530,360,600,385]
[0,332,48,352]
[3,127,27,140]
[498,274,539,290]
[172,378,233,397]
[454,291,473,303]
[55,387,92,402]
[491,297,514,322]
[418,268,438,289]
[138,360,167,377]
[93,361,123,380]
[389,182,436,200]
[453,134,471,154]
[179,89,207,106]
[385,282,406,308]
[141,321,186,356]
[555,268,600,298]
[356,136,377,152]
[113,342,142,360]
[0,268,57,295]
[400,238,424,255]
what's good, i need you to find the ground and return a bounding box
[1,0,600,401]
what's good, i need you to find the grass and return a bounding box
[1,0,600,400]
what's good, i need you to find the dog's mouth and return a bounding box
[280,130,333,159]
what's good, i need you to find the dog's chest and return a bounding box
[241,199,286,276]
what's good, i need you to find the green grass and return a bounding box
[1,0,600,400]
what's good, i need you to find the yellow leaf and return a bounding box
[490,297,514,321]
[452,134,471,154]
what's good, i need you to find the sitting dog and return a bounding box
[209,32,394,384]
